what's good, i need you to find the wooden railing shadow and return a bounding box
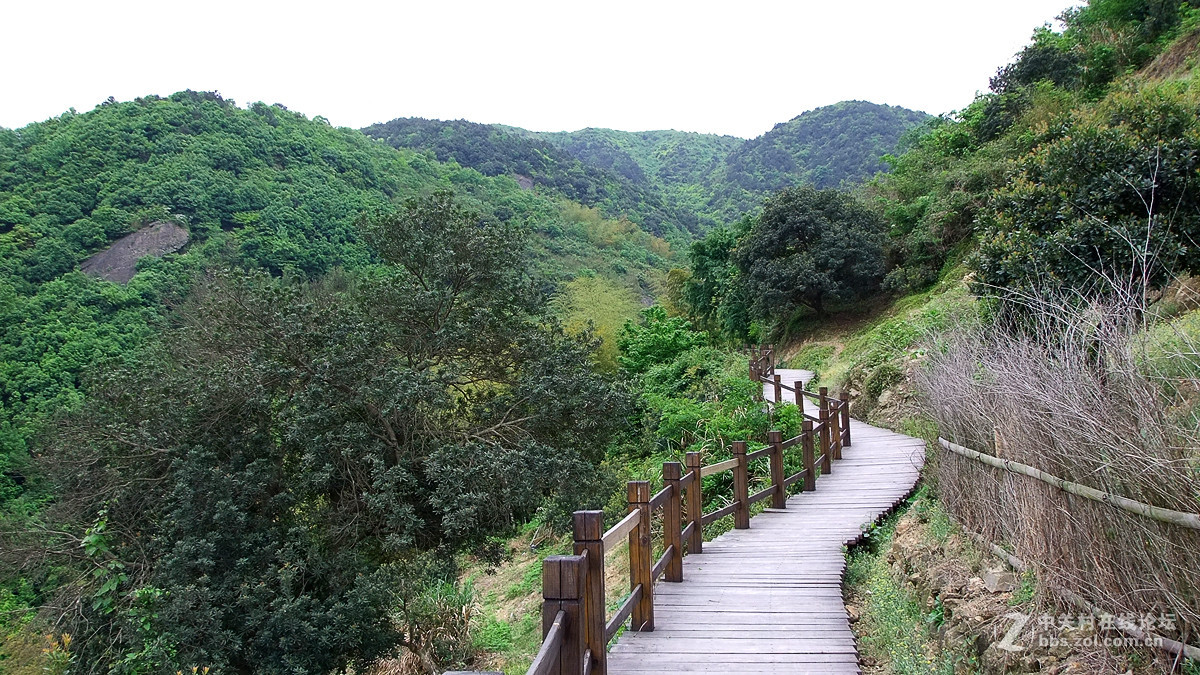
[519,350,855,675]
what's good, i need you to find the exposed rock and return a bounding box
[846,604,861,623]
[80,221,189,284]
[983,569,1018,593]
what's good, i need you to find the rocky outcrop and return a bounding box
[80,221,188,284]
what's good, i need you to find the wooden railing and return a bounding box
[521,352,853,675]
[748,343,775,381]
[759,372,852,450]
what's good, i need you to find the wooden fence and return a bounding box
[748,344,775,382]
[524,350,853,675]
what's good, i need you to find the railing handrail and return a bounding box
[519,353,855,675]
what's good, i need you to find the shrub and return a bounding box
[617,306,707,374]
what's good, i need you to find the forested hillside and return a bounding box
[7,1,1200,670]
[529,104,927,223]
[0,92,684,673]
[0,92,675,511]
[525,127,742,226]
[715,101,930,208]
[359,118,701,239]
[367,102,927,231]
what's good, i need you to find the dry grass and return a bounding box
[918,293,1200,648]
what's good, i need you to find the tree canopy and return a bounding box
[735,186,887,317]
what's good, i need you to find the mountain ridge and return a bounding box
[367,100,930,228]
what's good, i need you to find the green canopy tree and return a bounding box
[734,186,887,318]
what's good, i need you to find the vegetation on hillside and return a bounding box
[526,127,742,226]
[717,101,930,208]
[2,195,637,673]
[5,0,1200,671]
[360,118,700,241]
[0,91,676,510]
[508,102,926,227]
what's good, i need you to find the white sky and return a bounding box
[4,0,1075,139]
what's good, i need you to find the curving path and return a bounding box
[606,372,925,674]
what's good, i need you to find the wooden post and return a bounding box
[801,420,817,492]
[572,511,605,675]
[772,374,782,404]
[628,481,654,631]
[732,441,750,529]
[662,462,683,582]
[684,451,703,554]
[795,381,805,415]
[831,400,843,461]
[542,555,587,675]
[839,391,851,447]
[768,430,786,508]
[818,406,832,476]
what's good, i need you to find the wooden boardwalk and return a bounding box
[606,370,925,674]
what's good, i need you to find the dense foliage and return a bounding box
[0,91,677,511]
[678,186,886,340]
[976,82,1200,297]
[520,103,926,226]
[360,118,699,241]
[5,194,632,673]
[528,127,742,226]
[869,0,1200,297]
[735,187,887,317]
[720,101,930,194]
[616,306,708,374]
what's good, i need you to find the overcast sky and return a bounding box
[5,0,1076,138]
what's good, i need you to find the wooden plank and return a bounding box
[747,485,775,506]
[604,585,642,644]
[527,610,564,675]
[783,469,807,488]
[745,447,771,462]
[652,544,674,583]
[701,501,737,526]
[648,484,673,512]
[701,457,739,477]
[601,510,639,554]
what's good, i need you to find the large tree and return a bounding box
[9,192,630,673]
[734,186,887,318]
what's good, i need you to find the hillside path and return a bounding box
[606,371,924,674]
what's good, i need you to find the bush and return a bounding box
[975,83,1200,300]
[617,306,707,374]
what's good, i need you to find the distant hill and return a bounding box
[515,102,930,224]
[360,117,700,239]
[520,127,743,227]
[722,101,930,192]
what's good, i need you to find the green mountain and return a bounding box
[360,117,701,239]
[722,101,930,193]
[521,127,743,227]
[367,103,927,231]
[521,102,929,224]
[0,91,677,484]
